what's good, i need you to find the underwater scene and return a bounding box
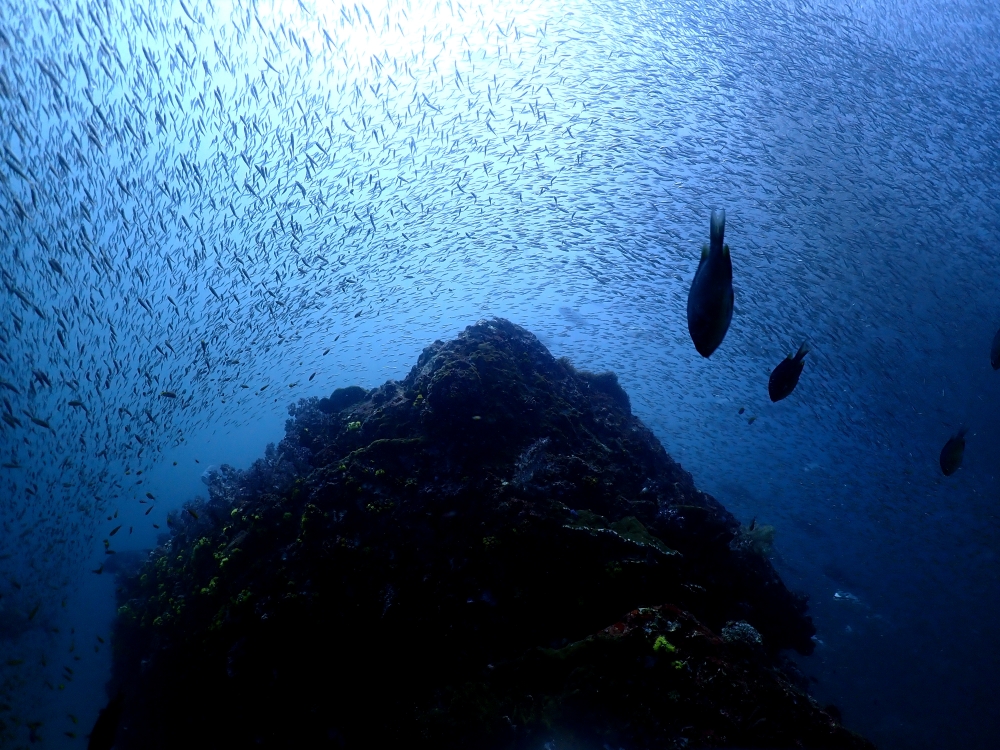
[1,0,999,747]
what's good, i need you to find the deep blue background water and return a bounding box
[1,0,998,747]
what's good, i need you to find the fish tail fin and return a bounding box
[710,209,726,245]
[957,425,968,438]
[795,342,810,361]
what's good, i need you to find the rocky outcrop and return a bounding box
[110,318,871,749]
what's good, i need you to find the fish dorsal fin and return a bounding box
[700,244,709,260]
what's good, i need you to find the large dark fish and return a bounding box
[768,343,809,402]
[939,427,968,476]
[88,690,124,750]
[991,327,1000,369]
[687,209,734,357]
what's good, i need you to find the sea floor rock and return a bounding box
[110,318,873,749]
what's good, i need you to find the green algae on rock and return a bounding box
[564,507,679,557]
[108,319,872,749]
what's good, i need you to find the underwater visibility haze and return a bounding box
[1,0,999,747]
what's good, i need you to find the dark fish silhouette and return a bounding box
[687,209,734,357]
[88,690,124,750]
[991,327,1000,369]
[939,427,968,476]
[768,343,809,402]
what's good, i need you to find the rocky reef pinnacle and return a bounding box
[110,318,873,749]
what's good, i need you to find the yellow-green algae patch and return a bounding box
[564,507,678,557]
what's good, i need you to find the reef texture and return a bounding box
[110,319,873,749]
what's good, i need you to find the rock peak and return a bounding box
[110,320,871,749]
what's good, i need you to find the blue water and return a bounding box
[1,0,998,747]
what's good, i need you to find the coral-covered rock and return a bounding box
[422,605,872,749]
[109,319,871,749]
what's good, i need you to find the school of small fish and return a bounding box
[3,0,682,732]
[1,1,590,611]
[0,0,999,744]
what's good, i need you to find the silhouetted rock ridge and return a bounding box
[111,318,872,749]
